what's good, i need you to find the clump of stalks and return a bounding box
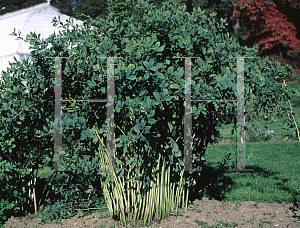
[92,126,189,226]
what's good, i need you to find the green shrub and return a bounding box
[245,123,276,142]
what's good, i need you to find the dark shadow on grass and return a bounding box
[188,161,237,203]
[188,161,299,207]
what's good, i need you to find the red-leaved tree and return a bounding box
[231,0,300,64]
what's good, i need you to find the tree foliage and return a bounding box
[72,0,108,20]
[0,0,99,19]
[0,0,43,16]
[231,0,300,60]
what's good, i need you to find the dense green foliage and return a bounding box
[0,0,299,225]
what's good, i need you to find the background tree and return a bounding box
[230,0,300,74]
[195,0,234,21]
[0,0,43,15]
[272,0,300,71]
[0,0,101,19]
[72,0,108,20]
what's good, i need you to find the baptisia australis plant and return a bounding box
[0,0,299,225]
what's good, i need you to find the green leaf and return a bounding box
[153,92,161,101]
[124,46,131,53]
[178,158,184,166]
[143,73,149,80]
[150,66,158,71]
[87,80,96,88]
[143,58,154,69]
[174,151,181,157]
[156,44,165,52]
[80,129,93,141]
[128,64,135,70]
[133,124,140,133]
[104,174,111,185]
[162,89,168,97]
[115,159,123,165]
[148,109,155,118]
[156,72,164,79]
[167,66,174,74]
[139,90,145,96]
[125,67,132,78]
[121,38,129,46]
[148,119,156,124]
[126,158,134,166]
[116,142,123,147]
[170,84,180,89]
[130,160,136,170]
[93,136,98,144]
[128,75,136,80]
[164,95,172,101]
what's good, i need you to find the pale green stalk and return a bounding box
[157,154,161,221]
[113,169,127,223]
[94,125,190,226]
[182,187,185,209]
[148,180,155,223]
[131,188,135,222]
[135,167,144,222]
[127,170,130,221]
[171,182,175,211]
[185,188,189,212]
[143,190,149,225]
[156,170,160,221]
[160,157,165,220]
[166,164,170,215]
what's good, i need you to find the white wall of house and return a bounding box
[0,1,84,92]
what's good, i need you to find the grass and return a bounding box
[202,137,300,204]
[196,220,239,228]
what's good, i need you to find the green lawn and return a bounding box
[202,140,300,204]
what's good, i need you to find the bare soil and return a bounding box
[3,196,300,228]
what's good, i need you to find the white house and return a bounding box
[0,0,84,86]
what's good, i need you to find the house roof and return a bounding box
[0,2,84,57]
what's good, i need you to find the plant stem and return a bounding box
[283,80,300,142]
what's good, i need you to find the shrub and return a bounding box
[0,0,299,225]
